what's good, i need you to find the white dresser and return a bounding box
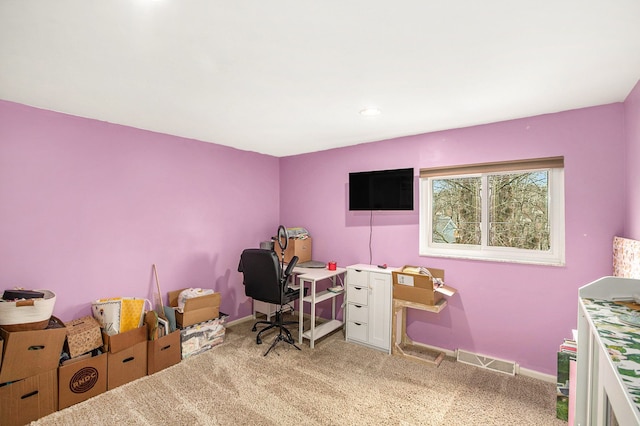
[345,264,394,353]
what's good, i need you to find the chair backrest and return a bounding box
[238,248,288,305]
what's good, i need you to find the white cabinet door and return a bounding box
[368,271,391,352]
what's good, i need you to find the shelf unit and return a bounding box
[295,267,346,349]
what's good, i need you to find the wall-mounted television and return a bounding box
[349,168,414,211]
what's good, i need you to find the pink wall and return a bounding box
[0,100,280,322]
[280,104,627,375]
[1,96,632,377]
[625,80,640,239]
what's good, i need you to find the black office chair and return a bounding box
[238,241,301,356]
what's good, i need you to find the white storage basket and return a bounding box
[0,289,56,331]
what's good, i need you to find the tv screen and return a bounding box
[349,168,414,211]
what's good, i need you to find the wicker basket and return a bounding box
[0,289,56,331]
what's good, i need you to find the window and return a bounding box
[419,157,565,265]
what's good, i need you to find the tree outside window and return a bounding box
[420,157,564,265]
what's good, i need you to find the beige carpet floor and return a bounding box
[33,317,566,425]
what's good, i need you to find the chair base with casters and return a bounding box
[252,304,300,356]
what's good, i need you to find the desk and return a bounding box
[293,266,347,348]
[391,298,447,366]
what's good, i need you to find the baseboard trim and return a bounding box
[517,367,556,383]
[406,341,556,383]
[227,315,254,327]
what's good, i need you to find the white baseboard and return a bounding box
[517,367,556,383]
[408,342,556,383]
[226,315,254,327]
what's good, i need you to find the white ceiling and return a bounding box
[1,1,639,157]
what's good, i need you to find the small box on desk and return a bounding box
[0,369,58,425]
[392,266,456,305]
[168,288,221,329]
[276,237,312,264]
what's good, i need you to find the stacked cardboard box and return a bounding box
[168,288,221,329]
[58,316,107,410]
[180,315,226,359]
[1,288,224,423]
[0,317,67,425]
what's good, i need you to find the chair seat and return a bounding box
[283,287,300,303]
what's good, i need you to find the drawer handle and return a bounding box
[354,322,362,326]
[354,305,362,308]
[354,287,362,290]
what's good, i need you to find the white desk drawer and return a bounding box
[347,285,368,305]
[347,303,368,323]
[346,321,368,343]
[347,268,369,287]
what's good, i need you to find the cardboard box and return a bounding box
[102,324,147,354]
[180,315,226,359]
[392,266,456,305]
[168,289,221,329]
[64,315,104,358]
[58,352,107,410]
[276,237,312,264]
[0,317,67,383]
[107,340,147,390]
[0,369,58,425]
[147,330,181,375]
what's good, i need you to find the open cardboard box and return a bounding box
[107,340,147,390]
[0,369,58,425]
[168,289,221,329]
[147,330,181,375]
[58,352,107,410]
[276,237,312,264]
[0,317,67,384]
[101,324,147,354]
[392,266,457,305]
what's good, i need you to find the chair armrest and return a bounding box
[284,255,299,278]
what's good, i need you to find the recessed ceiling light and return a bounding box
[359,107,381,116]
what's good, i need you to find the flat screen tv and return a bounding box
[349,168,414,211]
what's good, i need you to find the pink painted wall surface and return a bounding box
[625,80,640,239]
[280,104,626,375]
[0,100,280,322]
[1,95,632,377]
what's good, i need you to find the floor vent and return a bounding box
[456,349,517,376]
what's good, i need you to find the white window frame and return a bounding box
[419,164,565,266]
